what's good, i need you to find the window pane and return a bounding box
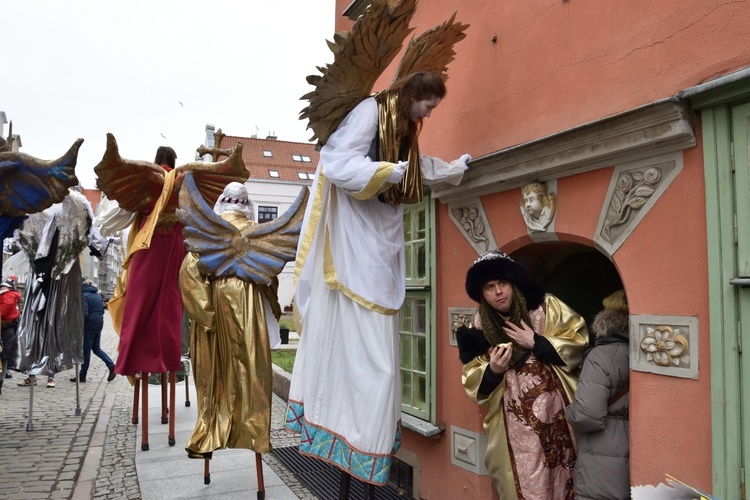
[404,212,412,237]
[414,299,426,333]
[417,208,426,238]
[415,336,426,372]
[400,333,411,369]
[405,246,413,280]
[414,373,426,411]
[416,242,426,279]
[400,300,412,331]
[401,369,412,406]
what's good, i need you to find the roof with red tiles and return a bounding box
[218,135,319,182]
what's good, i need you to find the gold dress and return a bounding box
[179,211,281,456]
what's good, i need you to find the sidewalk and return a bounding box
[0,312,314,499]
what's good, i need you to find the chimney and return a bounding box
[266,132,277,140]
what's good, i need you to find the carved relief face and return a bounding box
[523,192,543,219]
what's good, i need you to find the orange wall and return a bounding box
[337,0,749,163]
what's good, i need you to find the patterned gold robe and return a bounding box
[462,294,589,499]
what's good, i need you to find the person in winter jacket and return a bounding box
[71,279,116,383]
[0,279,21,394]
[565,289,630,500]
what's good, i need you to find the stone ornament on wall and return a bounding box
[448,307,477,346]
[595,153,683,255]
[630,314,698,379]
[520,181,556,233]
[448,198,497,255]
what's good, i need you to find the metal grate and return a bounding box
[273,446,406,500]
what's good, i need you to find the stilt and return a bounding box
[203,458,210,485]
[338,470,351,500]
[255,453,265,500]
[25,375,36,431]
[184,361,191,407]
[161,372,168,424]
[74,365,81,416]
[168,371,176,446]
[141,372,149,451]
[132,373,141,424]
[365,482,376,499]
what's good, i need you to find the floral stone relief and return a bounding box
[449,307,476,346]
[630,314,698,379]
[595,153,683,255]
[448,199,496,255]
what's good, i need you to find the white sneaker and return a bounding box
[46,378,56,388]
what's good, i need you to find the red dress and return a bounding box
[114,167,186,375]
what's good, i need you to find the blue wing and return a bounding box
[176,172,309,285]
[0,139,82,217]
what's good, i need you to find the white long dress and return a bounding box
[285,97,465,484]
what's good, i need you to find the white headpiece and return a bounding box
[213,182,254,220]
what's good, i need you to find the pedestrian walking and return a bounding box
[71,279,115,383]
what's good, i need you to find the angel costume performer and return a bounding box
[285,95,468,483]
[177,177,306,457]
[94,137,248,375]
[16,190,95,377]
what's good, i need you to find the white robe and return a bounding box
[285,97,465,485]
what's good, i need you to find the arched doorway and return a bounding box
[509,241,623,331]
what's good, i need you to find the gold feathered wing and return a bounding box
[176,172,309,285]
[94,133,248,214]
[394,12,469,82]
[300,0,417,145]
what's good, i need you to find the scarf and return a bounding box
[375,90,423,205]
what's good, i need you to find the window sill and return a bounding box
[401,413,444,438]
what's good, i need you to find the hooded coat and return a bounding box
[565,308,630,500]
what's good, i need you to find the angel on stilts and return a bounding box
[284,0,470,495]
[15,188,98,428]
[176,172,307,495]
[0,129,81,396]
[94,135,249,451]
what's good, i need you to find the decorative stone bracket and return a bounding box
[447,199,497,255]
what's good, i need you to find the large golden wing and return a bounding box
[393,12,469,82]
[175,143,249,207]
[300,0,417,145]
[94,133,166,214]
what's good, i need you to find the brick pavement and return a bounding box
[0,312,315,500]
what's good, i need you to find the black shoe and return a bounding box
[5,372,12,379]
[70,377,86,383]
[107,366,116,382]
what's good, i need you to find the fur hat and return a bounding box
[465,250,545,309]
[592,289,629,339]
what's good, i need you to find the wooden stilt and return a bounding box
[141,372,149,451]
[338,470,351,500]
[161,372,168,424]
[255,452,265,500]
[203,457,210,485]
[132,373,140,424]
[168,371,176,446]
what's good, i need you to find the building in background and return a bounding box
[199,125,318,311]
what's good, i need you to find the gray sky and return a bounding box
[3,0,335,188]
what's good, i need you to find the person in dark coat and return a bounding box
[71,279,116,383]
[565,289,630,500]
